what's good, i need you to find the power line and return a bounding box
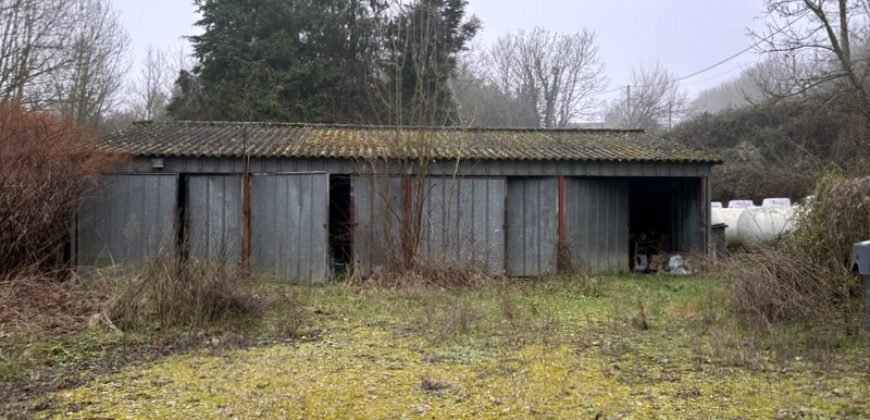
[593,11,809,97]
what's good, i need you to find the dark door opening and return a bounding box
[628,179,673,272]
[177,174,190,261]
[329,175,353,278]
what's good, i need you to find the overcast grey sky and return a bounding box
[114,0,768,104]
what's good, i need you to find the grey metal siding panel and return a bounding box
[418,177,505,274]
[352,176,404,277]
[506,177,558,276]
[186,175,243,262]
[564,178,629,274]
[250,173,329,283]
[77,174,177,267]
[668,178,702,253]
[703,175,712,256]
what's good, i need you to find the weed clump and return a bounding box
[361,264,498,289]
[109,254,257,331]
[419,375,451,392]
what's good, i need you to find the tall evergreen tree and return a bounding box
[169,0,387,122]
[385,0,479,126]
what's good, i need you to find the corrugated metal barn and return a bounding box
[75,121,721,282]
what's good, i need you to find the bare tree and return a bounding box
[0,0,74,105]
[356,0,481,278]
[605,64,688,132]
[487,27,606,128]
[48,0,129,126]
[129,45,184,121]
[754,0,870,124]
[451,47,538,127]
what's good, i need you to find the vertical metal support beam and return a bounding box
[557,175,566,269]
[69,209,78,267]
[702,175,711,257]
[241,156,251,270]
[403,175,413,268]
[557,176,566,248]
[403,176,413,225]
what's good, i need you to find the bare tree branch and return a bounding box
[757,0,870,123]
[486,27,606,128]
[605,64,688,132]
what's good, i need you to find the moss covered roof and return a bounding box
[101,121,720,163]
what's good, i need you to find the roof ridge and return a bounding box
[131,120,647,134]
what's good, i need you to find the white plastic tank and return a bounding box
[712,207,746,246]
[762,197,792,208]
[711,201,723,209]
[727,199,755,209]
[736,207,797,247]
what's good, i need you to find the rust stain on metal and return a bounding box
[558,175,566,249]
[241,156,251,269]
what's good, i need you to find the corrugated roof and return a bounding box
[101,121,721,163]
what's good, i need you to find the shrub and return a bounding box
[728,170,868,327]
[712,160,814,204]
[108,254,257,331]
[0,103,117,278]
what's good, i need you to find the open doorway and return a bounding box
[628,177,703,272]
[329,175,353,279]
[628,179,673,272]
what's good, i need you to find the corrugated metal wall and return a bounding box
[418,177,505,274]
[564,178,630,273]
[186,175,243,262]
[506,178,558,276]
[77,174,177,267]
[352,176,404,277]
[668,178,702,253]
[250,173,329,283]
[85,158,712,277]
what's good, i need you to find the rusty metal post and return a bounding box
[402,175,413,270]
[557,176,566,271]
[241,128,251,272]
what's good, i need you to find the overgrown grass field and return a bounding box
[5,275,870,418]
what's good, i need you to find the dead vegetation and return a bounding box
[0,276,110,339]
[108,253,258,331]
[728,170,869,329]
[0,102,118,278]
[361,263,501,289]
